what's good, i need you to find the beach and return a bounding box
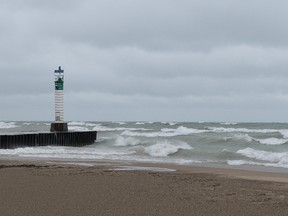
[1,160,288,216]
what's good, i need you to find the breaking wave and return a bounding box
[280,130,288,139]
[232,134,288,145]
[236,148,288,165]
[144,140,193,157]
[114,136,141,147]
[121,126,205,137]
[3,121,288,170]
[135,122,146,125]
[208,127,279,133]
[220,122,238,125]
[255,138,288,145]
[233,134,254,142]
[69,126,90,131]
[0,122,18,129]
[68,121,98,127]
[93,125,151,132]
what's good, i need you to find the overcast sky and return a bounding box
[1,0,288,122]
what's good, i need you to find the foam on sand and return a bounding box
[111,166,176,172]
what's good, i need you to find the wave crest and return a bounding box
[144,141,193,157]
[233,134,288,145]
[236,148,288,164]
[255,138,288,145]
[209,127,278,133]
[114,136,141,147]
[121,126,205,137]
[0,122,18,129]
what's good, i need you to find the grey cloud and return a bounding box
[3,0,288,51]
[1,0,288,121]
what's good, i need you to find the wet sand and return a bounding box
[0,160,288,216]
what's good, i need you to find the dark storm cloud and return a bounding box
[1,0,288,121]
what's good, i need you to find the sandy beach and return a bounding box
[0,160,288,216]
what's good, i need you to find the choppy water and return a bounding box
[1,121,288,171]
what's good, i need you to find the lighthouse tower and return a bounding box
[50,66,68,132]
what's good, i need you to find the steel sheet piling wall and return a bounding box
[0,131,97,149]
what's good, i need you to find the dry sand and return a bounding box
[0,160,288,216]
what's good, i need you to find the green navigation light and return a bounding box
[55,78,64,90]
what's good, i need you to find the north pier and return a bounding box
[0,66,97,149]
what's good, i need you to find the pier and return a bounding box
[0,131,97,149]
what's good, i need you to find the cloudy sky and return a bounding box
[1,0,288,122]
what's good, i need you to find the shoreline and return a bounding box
[2,157,288,182]
[1,159,288,215]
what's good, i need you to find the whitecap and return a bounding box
[121,126,205,137]
[220,122,238,125]
[135,122,145,125]
[113,122,126,125]
[68,126,90,131]
[233,134,287,145]
[93,125,151,132]
[68,121,98,127]
[114,136,141,147]
[209,127,278,133]
[236,148,288,164]
[144,140,193,157]
[255,138,288,145]
[233,134,254,142]
[68,121,86,126]
[280,130,288,139]
[0,122,18,129]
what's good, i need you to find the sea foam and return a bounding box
[0,146,136,160]
[68,121,87,126]
[144,140,193,157]
[69,126,90,131]
[121,126,205,137]
[0,122,18,129]
[236,148,288,164]
[114,136,141,147]
[280,130,288,139]
[255,138,288,145]
[233,134,254,142]
[209,127,279,133]
[220,122,238,125]
[233,134,288,145]
[93,125,151,132]
[227,160,288,169]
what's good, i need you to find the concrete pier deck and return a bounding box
[0,131,97,149]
